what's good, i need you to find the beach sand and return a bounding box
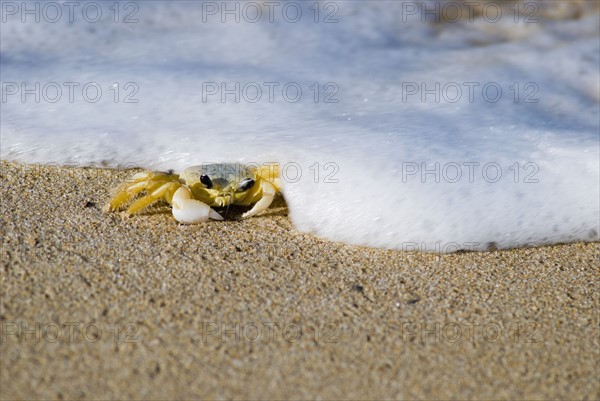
[1,160,598,400]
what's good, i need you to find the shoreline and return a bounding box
[1,160,599,400]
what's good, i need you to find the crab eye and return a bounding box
[238,178,255,191]
[200,174,213,189]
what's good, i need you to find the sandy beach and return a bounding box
[1,160,598,400]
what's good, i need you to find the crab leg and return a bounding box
[105,171,181,212]
[171,187,223,223]
[255,163,281,192]
[104,180,153,212]
[124,182,181,215]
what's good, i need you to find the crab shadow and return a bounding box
[135,194,289,221]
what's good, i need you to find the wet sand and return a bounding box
[1,161,598,400]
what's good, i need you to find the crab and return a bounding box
[104,163,281,223]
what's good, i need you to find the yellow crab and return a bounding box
[105,163,281,223]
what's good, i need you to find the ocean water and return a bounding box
[2,1,599,251]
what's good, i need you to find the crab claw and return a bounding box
[241,180,277,219]
[172,187,223,223]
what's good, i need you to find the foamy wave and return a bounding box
[2,1,598,251]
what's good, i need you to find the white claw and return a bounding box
[241,180,276,219]
[171,187,223,224]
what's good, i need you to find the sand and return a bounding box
[1,160,598,400]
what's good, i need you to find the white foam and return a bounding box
[2,1,598,251]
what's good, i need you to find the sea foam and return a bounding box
[2,1,598,251]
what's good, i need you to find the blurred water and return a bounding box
[2,1,599,251]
